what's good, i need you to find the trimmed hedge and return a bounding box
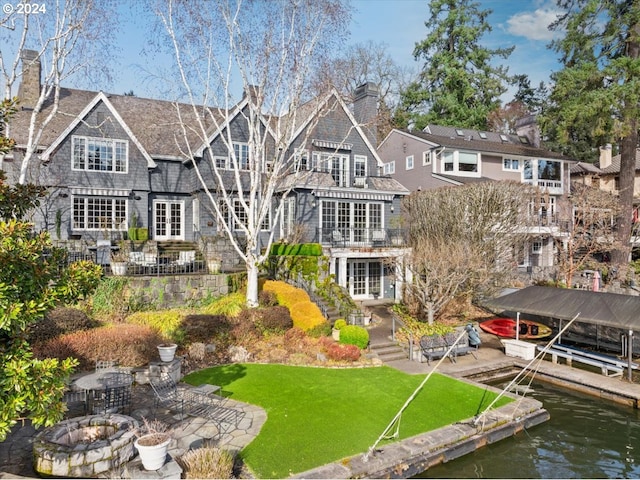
[269,243,323,256]
[339,325,369,349]
[263,280,325,331]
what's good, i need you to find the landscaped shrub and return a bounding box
[258,289,278,307]
[306,320,331,338]
[181,314,231,344]
[126,309,185,343]
[201,292,246,317]
[323,341,361,362]
[339,325,369,349]
[289,301,326,331]
[263,280,310,308]
[332,318,347,330]
[28,307,101,343]
[85,276,131,321]
[180,446,234,479]
[230,313,261,344]
[254,306,293,334]
[32,324,164,371]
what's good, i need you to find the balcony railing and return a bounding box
[316,227,406,248]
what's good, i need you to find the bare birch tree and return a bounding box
[554,183,622,288]
[402,181,535,323]
[0,0,117,184]
[154,0,350,307]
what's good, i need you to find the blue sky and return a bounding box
[106,0,562,101]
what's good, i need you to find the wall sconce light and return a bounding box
[59,192,69,198]
[134,195,142,201]
[390,205,394,213]
[311,200,316,208]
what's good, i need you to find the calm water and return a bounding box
[420,379,640,479]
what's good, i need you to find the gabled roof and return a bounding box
[598,149,640,174]
[10,88,223,160]
[482,285,640,331]
[40,92,156,168]
[287,89,385,167]
[395,125,573,161]
[571,161,602,175]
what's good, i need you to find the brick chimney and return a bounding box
[353,82,379,146]
[17,50,41,110]
[599,144,612,169]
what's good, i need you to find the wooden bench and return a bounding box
[537,344,636,377]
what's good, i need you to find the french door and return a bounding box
[348,260,382,298]
[154,200,184,240]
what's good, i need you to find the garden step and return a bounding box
[369,341,408,362]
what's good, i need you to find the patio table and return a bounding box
[73,371,133,413]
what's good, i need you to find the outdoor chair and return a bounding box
[331,230,344,246]
[149,373,188,420]
[62,388,87,416]
[100,383,132,414]
[419,334,452,365]
[95,360,119,372]
[172,250,196,271]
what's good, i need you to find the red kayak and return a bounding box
[479,317,552,339]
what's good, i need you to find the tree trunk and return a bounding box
[612,22,640,268]
[245,256,260,308]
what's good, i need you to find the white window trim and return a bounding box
[231,142,249,170]
[406,155,414,170]
[214,156,228,170]
[439,150,481,177]
[72,135,129,173]
[422,151,431,165]
[384,161,395,175]
[502,156,523,172]
[354,155,367,177]
[72,196,128,231]
[232,198,271,232]
[294,148,309,171]
[532,240,543,254]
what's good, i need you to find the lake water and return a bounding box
[420,379,640,478]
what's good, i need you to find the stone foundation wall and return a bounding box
[127,273,231,308]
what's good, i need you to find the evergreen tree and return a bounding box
[542,0,640,268]
[396,0,514,130]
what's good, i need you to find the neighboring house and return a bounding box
[4,51,409,302]
[377,124,577,272]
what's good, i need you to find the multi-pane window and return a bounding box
[532,240,542,254]
[354,155,366,177]
[423,151,431,165]
[294,149,309,171]
[232,199,270,231]
[321,200,383,240]
[232,142,249,170]
[73,197,127,230]
[214,157,228,169]
[313,152,349,186]
[72,136,128,173]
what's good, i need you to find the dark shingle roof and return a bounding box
[10,88,224,158]
[599,149,640,174]
[405,125,573,161]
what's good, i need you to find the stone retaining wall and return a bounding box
[128,273,231,308]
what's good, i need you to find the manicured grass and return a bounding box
[183,364,511,478]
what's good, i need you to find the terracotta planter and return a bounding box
[134,434,171,470]
[157,344,177,362]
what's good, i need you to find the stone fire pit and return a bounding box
[33,414,139,477]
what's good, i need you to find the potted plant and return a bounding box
[134,418,173,471]
[332,318,347,341]
[110,245,129,276]
[157,343,178,362]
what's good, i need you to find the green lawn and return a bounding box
[183,364,511,478]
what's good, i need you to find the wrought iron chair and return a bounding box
[62,388,88,416]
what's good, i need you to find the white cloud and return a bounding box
[507,8,562,41]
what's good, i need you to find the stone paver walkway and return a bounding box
[0,382,266,479]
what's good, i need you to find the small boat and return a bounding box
[479,317,552,339]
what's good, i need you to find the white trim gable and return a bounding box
[40,92,156,169]
[193,96,277,158]
[378,129,440,150]
[289,90,385,167]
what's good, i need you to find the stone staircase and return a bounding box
[369,340,409,362]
